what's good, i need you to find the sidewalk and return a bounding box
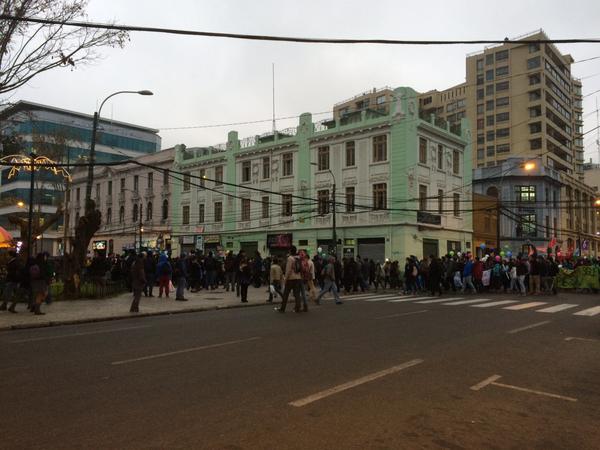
[0,286,276,331]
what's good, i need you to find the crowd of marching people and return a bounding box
[1,243,597,315]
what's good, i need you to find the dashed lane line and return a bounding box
[10,325,152,344]
[111,336,262,366]
[289,359,424,407]
[375,310,428,319]
[507,320,552,334]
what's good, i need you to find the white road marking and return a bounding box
[507,321,551,334]
[536,304,579,313]
[442,298,492,305]
[492,381,577,402]
[503,302,547,310]
[11,325,152,343]
[390,296,435,302]
[565,337,600,342]
[470,374,502,391]
[470,374,577,402]
[342,293,384,300]
[111,336,261,365]
[416,297,464,304]
[289,359,424,407]
[573,306,600,317]
[471,300,518,308]
[365,295,408,302]
[375,310,428,319]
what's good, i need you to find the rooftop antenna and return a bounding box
[272,63,276,133]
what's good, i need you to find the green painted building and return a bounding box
[171,87,472,263]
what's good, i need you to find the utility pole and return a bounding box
[496,197,501,253]
[272,63,276,133]
[86,111,99,205]
[139,202,143,253]
[27,152,35,260]
[331,182,337,257]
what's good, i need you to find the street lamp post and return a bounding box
[86,90,153,205]
[26,152,35,260]
[496,161,535,252]
[311,162,337,257]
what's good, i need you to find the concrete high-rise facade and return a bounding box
[420,30,598,256]
[0,100,161,255]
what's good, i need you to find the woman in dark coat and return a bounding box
[428,256,443,296]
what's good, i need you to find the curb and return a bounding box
[0,301,274,332]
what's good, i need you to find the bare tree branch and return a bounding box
[0,0,128,98]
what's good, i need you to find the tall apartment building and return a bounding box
[66,147,176,255]
[0,101,161,255]
[171,87,472,262]
[419,30,598,256]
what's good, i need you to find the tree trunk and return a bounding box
[63,199,101,297]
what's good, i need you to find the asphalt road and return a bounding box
[1,290,600,449]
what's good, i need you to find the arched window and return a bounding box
[106,207,112,224]
[119,206,125,223]
[486,186,499,198]
[146,202,152,221]
[133,204,138,222]
[162,199,169,220]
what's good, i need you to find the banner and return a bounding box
[555,265,600,290]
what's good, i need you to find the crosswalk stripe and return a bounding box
[573,306,600,317]
[416,297,464,304]
[364,295,406,302]
[390,296,435,302]
[471,300,518,308]
[503,302,547,310]
[537,304,579,313]
[342,294,383,300]
[442,298,491,306]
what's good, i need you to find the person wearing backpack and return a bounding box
[274,245,303,313]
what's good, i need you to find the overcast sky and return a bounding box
[12,0,600,160]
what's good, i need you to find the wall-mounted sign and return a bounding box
[182,235,195,244]
[203,234,221,244]
[267,234,292,248]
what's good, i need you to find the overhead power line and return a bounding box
[2,15,600,45]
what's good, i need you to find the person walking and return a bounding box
[157,254,172,298]
[461,257,477,294]
[275,245,303,313]
[239,256,252,303]
[529,254,541,295]
[0,250,21,313]
[130,253,146,313]
[224,251,236,292]
[175,255,189,301]
[428,256,443,296]
[315,256,342,305]
[514,256,527,295]
[143,251,157,297]
[268,256,284,303]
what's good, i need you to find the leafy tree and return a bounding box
[0,0,128,98]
